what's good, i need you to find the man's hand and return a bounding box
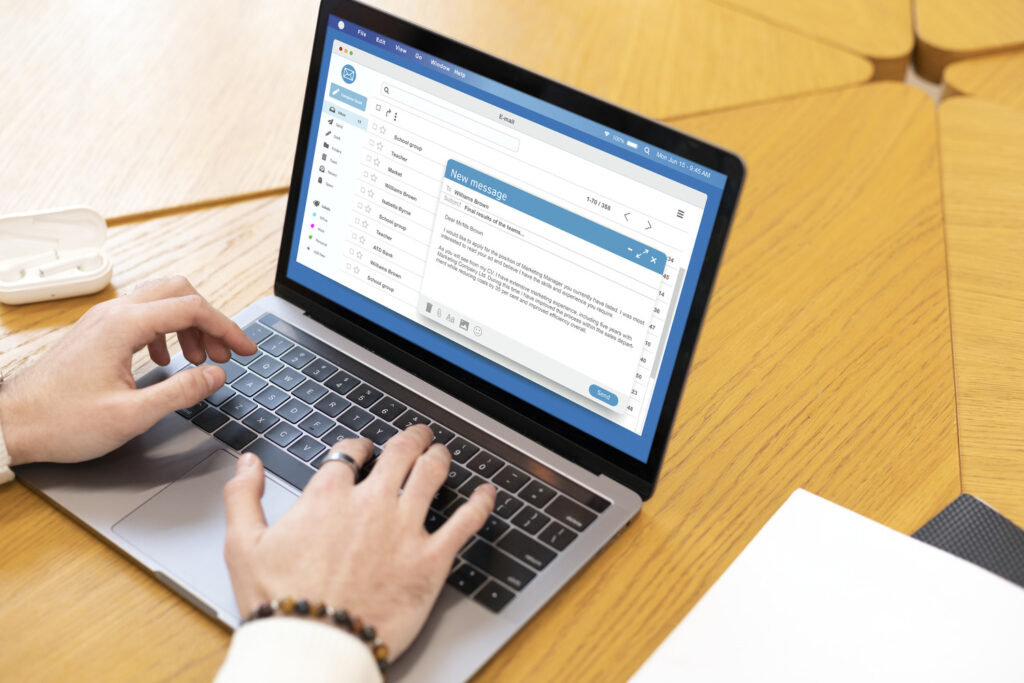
[224,426,497,659]
[0,276,256,466]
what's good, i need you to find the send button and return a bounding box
[588,384,619,407]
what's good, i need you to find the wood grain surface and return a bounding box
[914,0,1024,81]
[0,82,960,681]
[371,0,872,120]
[940,97,1024,528]
[0,0,317,221]
[711,0,913,79]
[944,49,1024,110]
[0,0,873,221]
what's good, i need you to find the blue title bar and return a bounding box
[445,160,667,275]
[328,15,727,190]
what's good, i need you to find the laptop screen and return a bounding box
[285,14,728,465]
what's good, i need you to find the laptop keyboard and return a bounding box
[176,314,609,613]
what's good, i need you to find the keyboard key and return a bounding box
[350,384,384,408]
[193,408,229,432]
[250,356,284,378]
[493,491,524,519]
[467,452,503,478]
[425,509,447,533]
[214,422,258,451]
[430,487,459,512]
[314,393,349,418]
[497,528,557,571]
[361,419,398,445]
[231,349,260,366]
[368,397,405,420]
[443,495,467,517]
[429,423,455,444]
[298,412,333,438]
[205,384,235,406]
[267,422,302,448]
[447,437,479,464]
[519,480,557,508]
[209,360,245,384]
[288,435,325,461]
[492,465,529,493]
[242,408,280,433]
[443,463,472,490]
[270,367,304,391]
[458,475,487,497]
[254,386,289,410]
[281,347,314,369]
[176,402,206,419]
[393,409,429,429]
[302,358,338,381]
[222,396,257,420]
[233,373,268,397]
[447,564,487,595]
[259,333,294,357]
[545,495,598,532]
[538,520,578,551]
[294,379,329,404]
[462,540,535,591]
[324,369,359,395]
[243,322,272,344]
[511,507,551,535]
[338,406,373,431]
[321,424,359,447]
[277,398,313,423]
[479,515,510,543]
[473,581,515,613]
[247,438,315,490]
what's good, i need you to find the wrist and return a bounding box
[0,372,33,467]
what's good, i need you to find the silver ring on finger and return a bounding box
[320,451,361,480]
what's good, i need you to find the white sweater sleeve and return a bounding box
[215,618,384,683]
[0,412,13,484]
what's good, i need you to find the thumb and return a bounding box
[136,365,224,419]
[223,453,268,552]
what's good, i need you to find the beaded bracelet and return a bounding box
[242,597,390,677]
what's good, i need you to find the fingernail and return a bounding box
[201,365,222,388]
[477,483,497,496]
[239,452,257,469]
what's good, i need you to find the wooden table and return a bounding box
[0,82,960,681]
[914,0,1024,81]
[0,0,872,221]
[940,96,1024,529]
[0,0,317,221]
[711,0,914,79]
[944,49,1024,110]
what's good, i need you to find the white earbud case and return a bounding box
[0,207,113,305]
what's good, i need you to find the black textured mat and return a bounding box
[914,494,1024,590]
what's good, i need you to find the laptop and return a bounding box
[17,1,743,679]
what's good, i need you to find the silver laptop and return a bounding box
[17,1,743,679]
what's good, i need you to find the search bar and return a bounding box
[381,83,520,152]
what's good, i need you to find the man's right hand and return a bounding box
[223,426,496,659]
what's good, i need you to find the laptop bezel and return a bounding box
[274,0,744,499]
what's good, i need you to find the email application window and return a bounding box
[293,26,715,443]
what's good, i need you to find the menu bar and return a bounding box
[329,15,727,189]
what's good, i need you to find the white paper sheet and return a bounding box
[630,489,1024,682]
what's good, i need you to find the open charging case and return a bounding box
[0,207,113,305]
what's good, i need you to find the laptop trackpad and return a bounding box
[112,449,298,623]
